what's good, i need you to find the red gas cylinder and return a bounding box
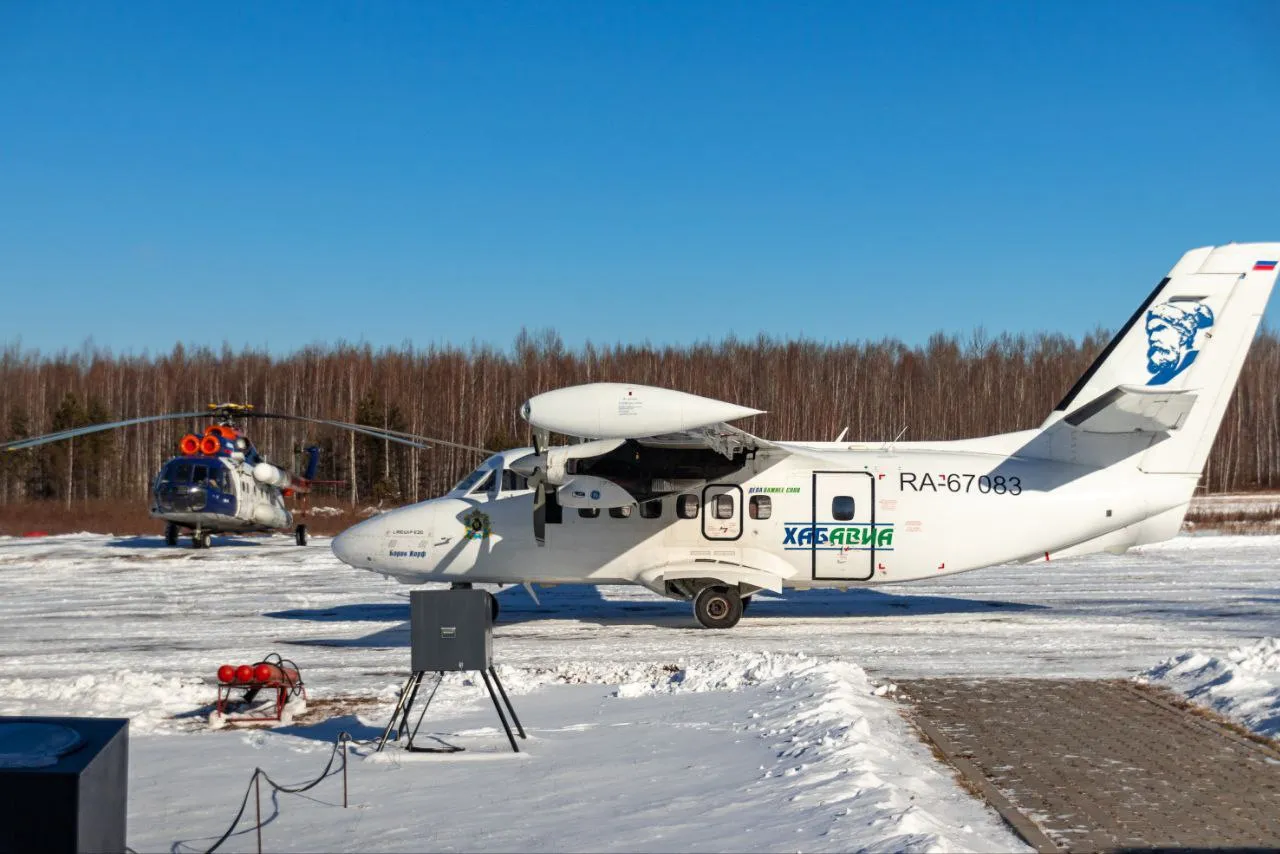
[217,664,236,683]
[253,663,301,685]
[235,664,255,683]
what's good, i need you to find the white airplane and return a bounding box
[332,243,1279,628]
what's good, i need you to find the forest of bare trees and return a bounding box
[2,327,1279,510]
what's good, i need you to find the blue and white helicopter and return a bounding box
[2,403,485,548]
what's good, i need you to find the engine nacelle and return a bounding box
[520,383,763,439]
[557,475,638,509]
[252,462,292,489]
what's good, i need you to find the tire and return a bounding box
[192,531,210,550]
[295,524,308,546]
[165,523,179,547]
[693,585,743,629]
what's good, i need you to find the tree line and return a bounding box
[2,327,1279,507]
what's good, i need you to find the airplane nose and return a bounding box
[332,524,379,568]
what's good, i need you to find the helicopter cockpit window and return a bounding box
[163,461,193,485]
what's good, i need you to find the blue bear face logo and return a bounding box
[1145,301,1214,385]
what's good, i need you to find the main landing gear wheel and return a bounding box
[295,524,308,546]
[192,531,211,550]
[164,523,179,547]
[693,585,743,629]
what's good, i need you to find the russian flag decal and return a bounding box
[1254,260,1277,271]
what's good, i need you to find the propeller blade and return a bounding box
[532,476,547,547]
[1,411,209,452]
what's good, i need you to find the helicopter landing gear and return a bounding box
[164,523,179,547]
[693,585,743,629]
[295,524,308,546]
[192,530,211,550]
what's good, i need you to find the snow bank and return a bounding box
[1140,637,1280,738]
[0,671,211,734]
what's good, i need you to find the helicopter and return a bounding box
[2,403,487,549]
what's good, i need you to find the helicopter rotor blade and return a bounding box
[1,411,209,452]
[245,413,493,455]
[1,408,495,458]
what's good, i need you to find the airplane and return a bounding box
[329,242,1279,628]
[2,403,485,549]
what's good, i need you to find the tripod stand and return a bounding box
[377,666,526,754]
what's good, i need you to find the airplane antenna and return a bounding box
[833,427,849,443]
[883,425,908,453]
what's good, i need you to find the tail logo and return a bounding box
[1145,301,1214,385]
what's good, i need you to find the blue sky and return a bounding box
[2,1,1277,356]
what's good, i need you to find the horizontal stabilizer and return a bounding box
[1064,385,1198,434]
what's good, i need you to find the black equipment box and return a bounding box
[0,716,128,853]
[410,589,493,672]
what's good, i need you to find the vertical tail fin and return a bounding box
[1038,243,1279,474]
[302,446,321,481]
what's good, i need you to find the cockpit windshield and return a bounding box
[159,459,228,492]
[452,454,532,495]
[452,456,502,494]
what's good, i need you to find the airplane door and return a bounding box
[702,484,743,540]
[812,471,875,581]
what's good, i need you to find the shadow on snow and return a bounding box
[270,584,1048,647]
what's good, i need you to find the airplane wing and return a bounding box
[514,384,790,524]
[632,421,781,458]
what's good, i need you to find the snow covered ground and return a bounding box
[1141,636,1280,739]
[1,531,1278,851]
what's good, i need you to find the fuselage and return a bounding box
[331,437,1197,593]
[150,454,292,533]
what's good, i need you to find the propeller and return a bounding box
[512,433,628,547]
[530,428,548,547]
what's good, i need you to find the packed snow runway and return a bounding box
[1,532,1277,851]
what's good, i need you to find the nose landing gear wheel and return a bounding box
[164,523,179,547]
[192,531,211,549]
[295,524,308,546]
[693,585,743,629]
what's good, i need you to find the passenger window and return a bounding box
[832,495,855,521]
[578,507,600,519]
[639,499,662,519]
[749,495,772,520]
[713,493,734,519]
[677,494,700,519]
[609,506,632,519]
